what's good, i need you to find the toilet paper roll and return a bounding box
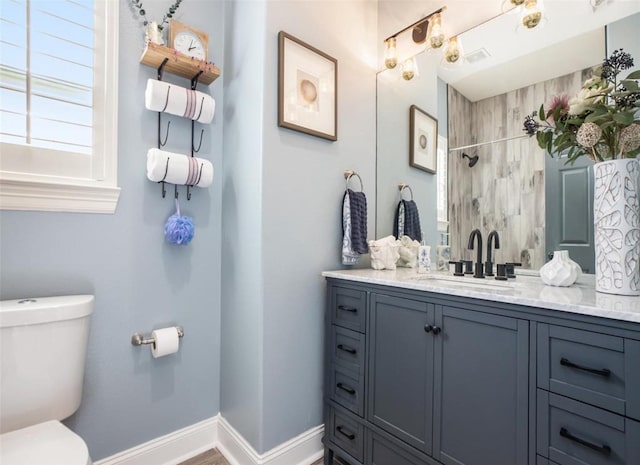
[151,327,180,358]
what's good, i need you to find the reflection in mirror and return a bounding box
[376,2,640,272]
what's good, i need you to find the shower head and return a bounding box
[462,152,479,167]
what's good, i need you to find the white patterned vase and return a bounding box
[593,158,640,296]
[540,250,581,287]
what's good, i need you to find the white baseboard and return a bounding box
[216,416,324,465]
[94,417,219,465]
[94,415,324,465]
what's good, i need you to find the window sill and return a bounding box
[0,173,121,214]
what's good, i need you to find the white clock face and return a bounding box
[174,31,206,60]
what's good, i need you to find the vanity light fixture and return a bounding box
[521,0,544,29]
[383,6,446,70]
[428,12,446,49]
[384,37,398,69]
[444,36,463,64]
[402,56,418,80]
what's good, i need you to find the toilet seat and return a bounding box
[0,420,92,465]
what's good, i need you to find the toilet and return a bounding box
[0,295,94,465]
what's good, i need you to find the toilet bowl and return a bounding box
[0,421,91,465]
[0,295,94,465]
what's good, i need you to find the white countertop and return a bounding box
[322,268,640,324]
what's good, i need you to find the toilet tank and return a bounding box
[0,295,94,434]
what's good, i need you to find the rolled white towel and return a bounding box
[146,148,214,188]
[144,79,216,124]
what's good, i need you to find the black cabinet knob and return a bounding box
[425,324,441,335]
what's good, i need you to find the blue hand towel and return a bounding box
[343,189,368,256]
[394,200,422,242]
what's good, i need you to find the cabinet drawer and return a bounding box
[537,324,640,420]
[331,286,366,333]
[329,364,364,416]
[367,431,425,465]
[331,326,365,373]
[329,408,364,463]
[537,390,640,465]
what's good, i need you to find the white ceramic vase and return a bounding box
[593,159,640,296]
[540,250,581,287]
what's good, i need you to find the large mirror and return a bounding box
[376,1,640,272]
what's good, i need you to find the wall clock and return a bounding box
[169,20,208,61]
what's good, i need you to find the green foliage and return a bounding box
[131,0,183,31]
[524,50,640,164]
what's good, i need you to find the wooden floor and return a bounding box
[178,448,338,465]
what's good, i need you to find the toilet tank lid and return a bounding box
[0,295,94,328]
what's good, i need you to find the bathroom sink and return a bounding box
[408,274,515,291]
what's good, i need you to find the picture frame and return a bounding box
[409,105,438,173]
[278,31,337,141]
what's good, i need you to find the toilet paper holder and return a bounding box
[131,326,184,347]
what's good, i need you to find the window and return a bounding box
[0,0,119,213]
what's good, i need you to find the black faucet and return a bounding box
[467,229,484,278]
[485,230,500,277]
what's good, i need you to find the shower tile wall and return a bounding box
[448,69,590,269]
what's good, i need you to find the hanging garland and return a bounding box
[131,0,183,31]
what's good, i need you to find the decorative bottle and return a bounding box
[539,250,581,287]
[418,241,431,274]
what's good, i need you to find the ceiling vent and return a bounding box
[465,48,491,64]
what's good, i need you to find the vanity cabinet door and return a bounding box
[433,305,529,465]
[367,294,435,456]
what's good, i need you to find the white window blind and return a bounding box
[0,0,119,213]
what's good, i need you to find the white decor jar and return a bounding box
[540,250,581,287]
[593,159,640,296]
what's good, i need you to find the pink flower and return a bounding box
[546,94,569,124]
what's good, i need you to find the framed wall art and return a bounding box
[409,105,438,173]
[278,31,337,141]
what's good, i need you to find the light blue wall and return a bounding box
[220,0,267,451]
[375,50,441,246]
[220,0,378,454]
[261,0,378,451]
[0,0,224,460]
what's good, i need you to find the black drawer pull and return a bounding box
[424,324,441,335]
[337,382,356,395]
[336,425,355,440]
[560,428,611,455]
[338,305,358,313]
[337,344,357,354]
[560,358,611,377]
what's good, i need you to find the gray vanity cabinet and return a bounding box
[325,280,531,465]
[367,294,435,455]
[433,306,529,465]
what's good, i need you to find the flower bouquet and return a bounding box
[523,49,640,163]
[523,50,640,296]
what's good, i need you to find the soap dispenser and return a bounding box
[417,240,431,274]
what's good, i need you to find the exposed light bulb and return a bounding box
[521,0,543,29]
[444,36,462,64]
[384,37,398,69]
[402,57,417,80]
[428,13,445,49]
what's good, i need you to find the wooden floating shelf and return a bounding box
[140,42,221,85]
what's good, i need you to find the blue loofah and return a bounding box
[164,199,195,245]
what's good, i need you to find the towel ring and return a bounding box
[344,170,364,192]
[398,183,414,200]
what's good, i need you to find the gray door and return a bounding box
[368,294,435,455]
[433,305,529,465]
[545,155,595,273]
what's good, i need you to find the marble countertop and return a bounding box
[322,268,640,324]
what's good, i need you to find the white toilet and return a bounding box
[0,295,94,465]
